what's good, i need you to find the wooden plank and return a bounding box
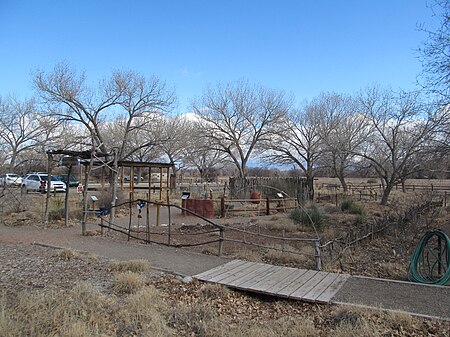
[265,268,309,295]
[252,267,300,293]
[203,261,255,283]
[194,260,245,280]
[209,261,263,283]
[232,265,281,288]
[302,273,339,302]
[278,269,318,297]
[317,274,350,303]
[221,263,273,287]
[289,271,329,299]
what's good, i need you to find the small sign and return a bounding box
[90,195,98,201]
[77,184,84,193]
[277,193,284,198]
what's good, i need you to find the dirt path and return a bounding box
[0,222,230,276]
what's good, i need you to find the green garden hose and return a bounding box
[408,230,450,286]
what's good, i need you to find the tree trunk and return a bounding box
[306,174,315,201]
[380,183,394,205]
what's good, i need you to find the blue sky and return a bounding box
[0,0,440,113]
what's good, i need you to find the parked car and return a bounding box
[0,173,23,187]
[22,173,66,193]
[57,174,80,187]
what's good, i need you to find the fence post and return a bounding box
[266,197,270,215]
[314,240,322,271]
[168,204,171,245]
[128,193,132,241]
[218,228,224,256]
[156,204,160,226]
[100,217,104,236]
[146,193,150,242]
[220,197,225,218]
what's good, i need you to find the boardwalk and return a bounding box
[194,259,450,320]
[194,260,350,304]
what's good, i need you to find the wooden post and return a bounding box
[109,148,118,231]
[128,192,132,241]
[314,240,322,271]
[64,164,72,227]
[156,203,160,226]
[220,197,225,218]
[159,167,163,201]
[100,217,104,236]
[266,197,270,215]
[168,204,172,245]
[146,193,150,242]
[166,167,170,204]
[218,228,224,256]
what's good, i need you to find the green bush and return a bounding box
[340,199,365,215]
[289,204,327,231]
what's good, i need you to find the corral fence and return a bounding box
[229,177,311,204]
[218,196,299,217]
[316,182,449,206]
[97,198,324,270]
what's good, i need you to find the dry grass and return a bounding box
[0,283,115,337]
[113,271,145,294]
[110,259,150,273]
[378,261,407,279]
[197,283,231,298]
[2,276,448,337]
[52,248,80,260]
[0,282,173,337]
[209,316,319,337]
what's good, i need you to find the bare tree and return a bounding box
[109,70,176,160]
[0,95,61,170]
[34,63,176,156]
[417,0,449,103]
[263,101,323,199]
[182,125,228,182]
[155,116,194,178]
[356,86,440,205]
[34,62,121,153]
[315,93,371,191]
[192,81,290,178]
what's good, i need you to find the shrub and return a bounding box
[340,199,365,215]
[289,204,327,231]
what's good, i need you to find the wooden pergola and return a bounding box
[46,149,174,234]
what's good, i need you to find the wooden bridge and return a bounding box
[194,259,350,303]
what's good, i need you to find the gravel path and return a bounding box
[333,276,450,320]
[0,222,230,276]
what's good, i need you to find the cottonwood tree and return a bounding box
[356,86,441,205]
[34,62,119,153]
[263,101,323,199]
[182,126,228,182]
[34,63,175,157]
[0,95,61,170]
[418,0,449,103]
[155,116,194,179]
[109,70,176,160]
[192,81,290,178]
[315,93,371,192]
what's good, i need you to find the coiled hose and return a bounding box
[408,230,450,285]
